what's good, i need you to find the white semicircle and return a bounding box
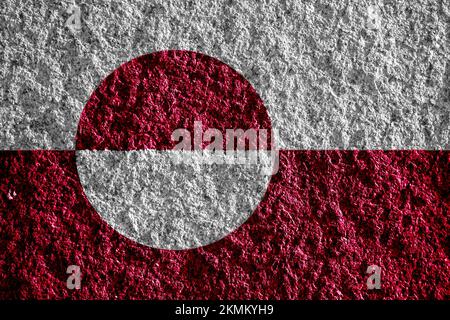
[76,150,274,250]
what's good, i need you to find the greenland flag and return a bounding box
[1,1,448,299]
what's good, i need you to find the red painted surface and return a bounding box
[1,51,448,299]
[76,51,271,151]
[1,150,448,299]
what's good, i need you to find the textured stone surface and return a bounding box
[1,0,449,149]
[0,0,449,301]
[75,50,272,151]
[0,150,448,299]
[77,150,271,249]
[73,50,274,249]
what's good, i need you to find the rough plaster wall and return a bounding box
[1,150,448,299]
[77,150,271,249]
[71,50,275,250]
[1,0,449,150]
[0,0,449,300]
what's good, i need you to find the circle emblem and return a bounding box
[75,51,273,249]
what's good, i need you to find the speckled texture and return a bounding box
[0,150,448,299]
[1,0,449,301]
[75,51,271,151]
[76,150,271,249]
[1,0,449,149]
[73,50,274,249]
